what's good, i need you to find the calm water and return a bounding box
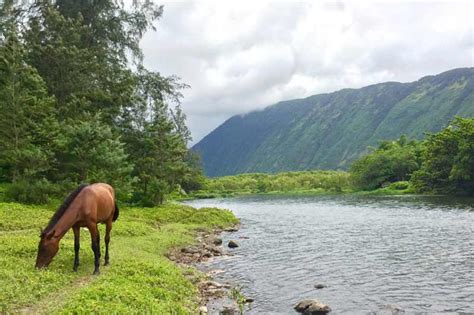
[185,195,474,314]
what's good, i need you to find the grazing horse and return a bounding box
[35,183,119,275]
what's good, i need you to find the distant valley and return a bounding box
[193,68,474,176]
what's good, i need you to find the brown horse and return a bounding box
[36,183,119,275]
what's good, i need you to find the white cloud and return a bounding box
[141,0,474,144]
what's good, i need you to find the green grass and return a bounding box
[184,170,352,200]
[353,181,415,196]
[0,202,238,314]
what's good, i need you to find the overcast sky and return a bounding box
[141,0,474,145]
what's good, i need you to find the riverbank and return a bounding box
[184,182,414,200]
[0,202,238,314]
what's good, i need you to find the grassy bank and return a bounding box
[0,202,238,314]
[185,171,417,200]
[189,171,352,199]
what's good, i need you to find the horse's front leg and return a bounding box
[104,221,112,266]
[72,225,80,272]
[88,223,101,275]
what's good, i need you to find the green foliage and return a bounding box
[0,202,238,313]
[196,170,352,196]
[4,179,59,204]
[54,113,133,198]
[0,1,202,205]
[194,68,474,176]
[126,68,193,206]
[389,181,410,190]
[0,28,58,182]
[411,117,474,195]
[229,286,247,314]
[350,135,421,190]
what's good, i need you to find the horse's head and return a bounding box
[35,229,59,269]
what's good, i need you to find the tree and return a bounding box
[0,28,58,182]
[23,2,137,122]
[350,135,421,190]
[0,0,199,205]
[126,69,190,205]
[411,117,474,195]
[54,113,133,197]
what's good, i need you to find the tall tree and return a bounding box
[0,28,58,182]
[0,0,200,205]
[350,135,421,190]
[412,117,474,195]
[126,68,190,205]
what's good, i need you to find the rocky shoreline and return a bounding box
[167,225,333,315]
[166,225,247,314]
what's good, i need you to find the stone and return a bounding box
[181,247,200,254]
[202,280,224,288]
[294,299,331,314]
[198,306,208,314]
[314,284,326,289]
[220,306,237,315]
[224,227,239,232]
[228,240,239,248]
[210,246,224,255]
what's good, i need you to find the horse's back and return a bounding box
[80,183,115,223]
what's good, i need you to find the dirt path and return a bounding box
[15,275,93,314]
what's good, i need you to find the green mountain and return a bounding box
[193,68,474,177]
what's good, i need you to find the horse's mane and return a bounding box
[41,184,88,236]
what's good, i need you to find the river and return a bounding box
[185,195,474,314]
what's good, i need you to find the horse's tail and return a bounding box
[113,202,119,222]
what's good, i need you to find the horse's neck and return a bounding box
[52,207,78,238]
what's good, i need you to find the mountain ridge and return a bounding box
[193,67,474,177]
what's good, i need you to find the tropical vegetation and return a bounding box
[194,68,474,177]
[192,170,351,198]
[193,117,473,197]
[0,0,204,205]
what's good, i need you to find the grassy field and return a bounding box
[0,202,238,314]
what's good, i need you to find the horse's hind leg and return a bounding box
[104,221,112,266]
[73,225,80,272]
[88,223,101,275]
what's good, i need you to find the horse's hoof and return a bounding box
[93,270,100,275]
[104,262,109,266]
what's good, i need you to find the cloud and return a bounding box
[141,1,474,144]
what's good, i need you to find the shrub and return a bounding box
[5,179,59,204]
[389,181,410,190]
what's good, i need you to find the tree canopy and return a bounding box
[0,0,204,205]
[350,135,421,190]
[350,117,473,195]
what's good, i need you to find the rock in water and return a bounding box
[314,284,326,289]
[228,240,239,248]
[224,227,239,232]
[220,306,237,315]
[294,299,331,314]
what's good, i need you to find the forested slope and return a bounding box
[194,68,474,176]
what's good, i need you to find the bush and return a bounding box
[5,179,59,204]
[350,135,421,190]
[411,117,474,195]
[389,181,410,190]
